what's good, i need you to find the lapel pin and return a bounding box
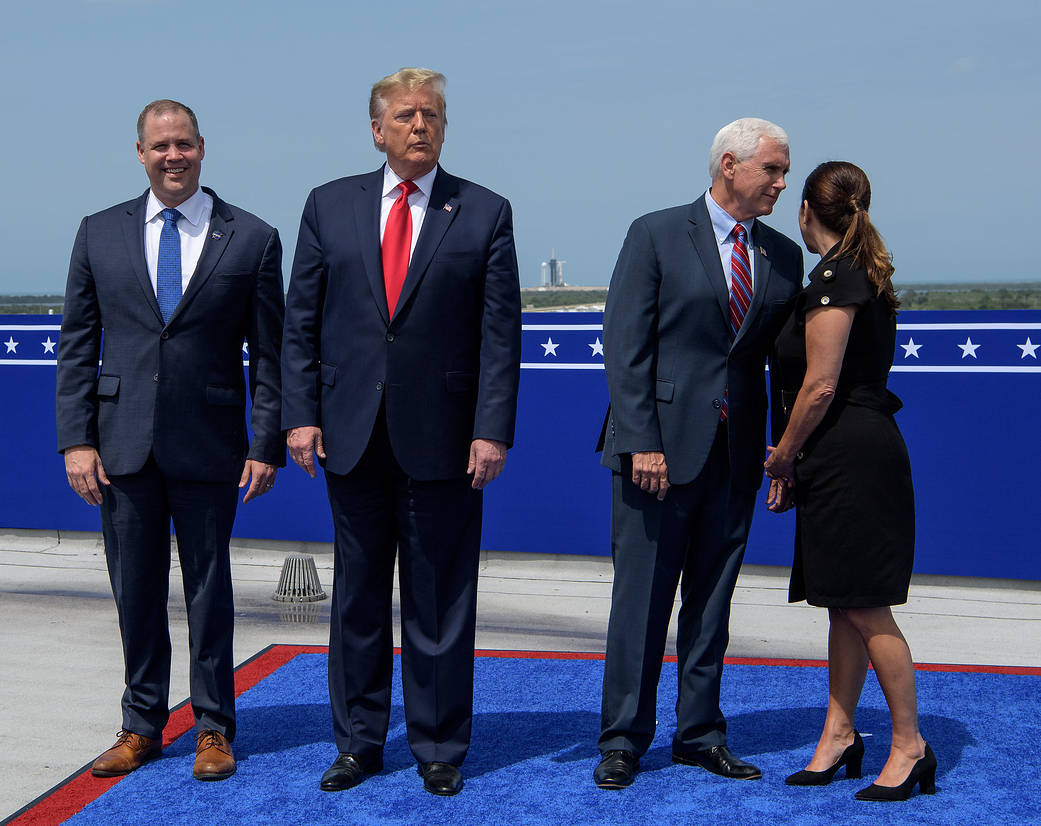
[211,230,224,240]
[443,204,453,212]
[759,246,767,257]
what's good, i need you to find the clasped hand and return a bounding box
[764,445,795,513]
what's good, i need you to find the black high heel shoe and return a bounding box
[854,743,937,801]
[785,730,865,786]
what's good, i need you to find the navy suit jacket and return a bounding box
[56,187,286,482]
[600,194,803,490]
[281,165,521,480]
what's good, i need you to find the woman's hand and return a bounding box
[764,444,795,483]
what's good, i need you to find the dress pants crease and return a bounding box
[100,455,238,741]
[600,423,755,756]
[325,409,481,767]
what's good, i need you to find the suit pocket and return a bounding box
[213,272,252,285]
[320,362,336,387]
[655,379,675,403]
[96,375,120,398]
[444,371,476,393]
[434,253,482,265]
[206,385,243,406]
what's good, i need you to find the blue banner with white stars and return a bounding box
[516,310,1041,373]
[3,310,1040,580]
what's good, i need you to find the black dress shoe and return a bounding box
[320,753,382,792]
[418,761,463,796]
[593,750,639,789]
[672,745,762,780]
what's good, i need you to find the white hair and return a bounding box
[708,118,789,179]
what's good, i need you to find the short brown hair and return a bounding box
[137,100,201,144]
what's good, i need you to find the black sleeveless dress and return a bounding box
[772,250,914,607]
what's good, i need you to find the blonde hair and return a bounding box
[370,68,446,118]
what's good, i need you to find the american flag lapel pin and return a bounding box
[443,204,453,212]
[759,246,767,257]
[211,230,224,240]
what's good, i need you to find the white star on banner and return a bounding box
[589,337,604,357]
[541,337,559,357]
[900,338,922,358]
[3,337,17,354]
[1018,338,1039,359]
[958,337,980,359]
[42,337,57,354]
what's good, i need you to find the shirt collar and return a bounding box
[145,187,209,226]
[382,164,437,199]
[705,189,754,245]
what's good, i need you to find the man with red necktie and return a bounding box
[281,67,521,797]
[594,118,803,789]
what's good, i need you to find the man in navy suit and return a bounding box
[281,67,521,796]
[594,118,803,788]
[56,100,285,782]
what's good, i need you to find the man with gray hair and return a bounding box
[282,67,521,796]
[594,118,803,788]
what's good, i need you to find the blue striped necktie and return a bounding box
[157,207,183,324]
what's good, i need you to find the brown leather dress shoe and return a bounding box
[193,730,236,781]
[91,729,162,777]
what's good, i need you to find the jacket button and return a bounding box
[386,333,395,342]
[376,380,384,391]
[153,372,159,382]
[161,331,169,340]
[712,398,721,409]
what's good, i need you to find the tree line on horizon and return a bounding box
[2,284,1041,314]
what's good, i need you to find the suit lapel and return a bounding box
[393,166,459,324]
[355,168,389,325]
[122,190,163,324]
[170,187,233,325]
[687,196,730,327]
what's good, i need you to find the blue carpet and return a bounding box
[60,652,1041,825]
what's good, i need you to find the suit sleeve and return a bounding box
[603,217,663,455]
[246,227,287,465]
[55,217,102,453]
[473,198,521,446]
[281,190,327,431]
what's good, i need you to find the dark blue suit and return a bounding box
[56,187,285,741]
[599,194,801,756]
[282,166,520,765]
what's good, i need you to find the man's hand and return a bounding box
[632,451,669,501]
[468,439,507,489]
[239,460,277,503]
[64,445,109,506]
[287,426,326,478]
[766,477,795,513]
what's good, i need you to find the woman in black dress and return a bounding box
[764,161,936,802]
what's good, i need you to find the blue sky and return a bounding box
[2,0,1037,292]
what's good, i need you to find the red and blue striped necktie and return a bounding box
[721,223,752,420]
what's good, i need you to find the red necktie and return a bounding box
[382,180,418,319]
[721,223,752,421]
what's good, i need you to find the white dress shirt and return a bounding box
[705,189,755,293]
[144,187,213,295]
[379,165,437,261]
